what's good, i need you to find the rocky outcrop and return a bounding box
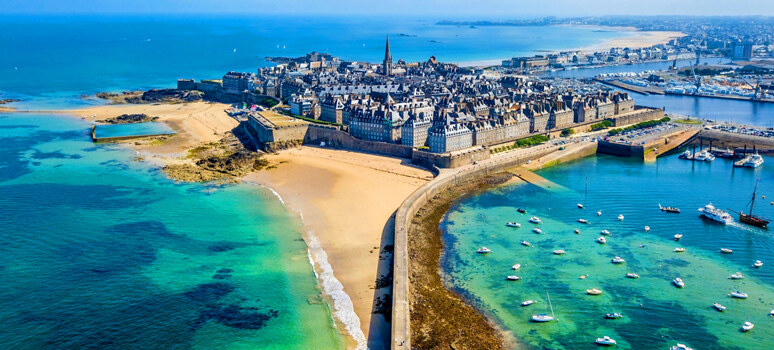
[104,113,159,124]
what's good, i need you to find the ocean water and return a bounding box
[442,153,774,349]
[0,15,631,109]
[0,113,342,349]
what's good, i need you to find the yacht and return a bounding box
[674,234,683,241]
[587,288,603,295]
[605,313,623,319]
[506,222,521,228]
[753,260,763,268]
[698,203,733,224]
[574,228,581,234]
[477,247,491,254]
[506,275,521,281]
[730,291,748,299]
[600,229,611,235]
[521,300,535,307]
[596,236,607,244]
[713,302,726,311]
[720,248,733,254]
[597,210,603,216]
[670,344,693,350]
[644,226,650,232]
[660,204,681,213]
[729,272,745,279]
[744,153,764,168]
[695,149,715,161]
[673,277,685,288]
[512,264,521,270]
[521,240,531,247]
[741,321,754,332]
[553,249,566,255]
[674,248,686,253]
[533,227,543,234]
[595,336,617,346]
[529,216,542,224]
[626,273,640,279]
[618,214,624,221]
[611,256,625,264]
[678,150,693,160]
[578,218,589,224]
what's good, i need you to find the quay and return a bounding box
[594,78,665,95]
[597,126,699,161]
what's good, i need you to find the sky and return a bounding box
[2,0,774,17]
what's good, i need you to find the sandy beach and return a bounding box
[575,29,686,54]
[245,147,432,350]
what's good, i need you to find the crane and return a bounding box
[739,75,763,100]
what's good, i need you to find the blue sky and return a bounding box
[2,0,774,16]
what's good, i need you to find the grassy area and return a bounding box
[590,120,614,131]
[673,118,703,125]
[514,134,549,148]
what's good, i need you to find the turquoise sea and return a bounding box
[0,113,342,349]
[442,153,774,349]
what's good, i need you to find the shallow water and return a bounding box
[94,122,175,138]
[0,113,342,349]
[442,153,774,350]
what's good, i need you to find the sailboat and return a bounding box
[733,179,770,228]
[531,292,556,322]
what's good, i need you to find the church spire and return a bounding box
[383,35,393,76]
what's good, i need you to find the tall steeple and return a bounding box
[383,35,393,76]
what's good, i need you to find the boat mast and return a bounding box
[584,177,588,208]
[750,179,759,215]
[547,292,556,320]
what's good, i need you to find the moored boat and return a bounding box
[506,222,521,228]
[521,300,535,306]
[674,247,686,252]
[553,249,566,255]
[626,273,640,279]
[578,218,589,224]
[670,344,693,350]
[735,179,770,228]
[678,150,693,160]
[587,288,603,295]
[596,236,607,244]
[530,314,554,322]
[673,277,685,288]
[720,248,733,254]
[741,321,754,332]
[713,302,726,311]
[477,247,491,254]
[517,208,527,213]
[577,203,584,209]
[660,204,681,213]
[529,216,541,224]
[533,227,543,234]
[574,228,581,234]
[611,256,625,264]
[729,272,744,279]
[506,275,521,281]
[600,229,611,235]
[674,234,683,241]
[743,153,764,168]
[618,214,624,221]
[644,226,650,232]
[512,264,521,270]
[595,336,617,346]
[521,240,531,247]
[753,260,763,268]
[597,210,602,216]
[605,312,623,319]
[730,291,748,299]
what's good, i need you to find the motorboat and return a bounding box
[521,240,531,247]
[587,288,603,295]
[698,203,733,224]
[611,256,625,264]
[506,222,521,228]
[673,277,685,288]
[521,300,535,307]
[670,344,693,350]
[553,249,566,255]
[477,247,491,254]
[512,264,521,270]
[674,234,683,241]
[660,204,681,213]
[626,273,640,279]
[597,210,602,216]
[678,150,693,159]
[578,203,584,209]
[729,272,745,279]
[506,275,521,281]
[741,321,754,332]
[529,216,542,224]
[600,230,611,235]
[769,309,774,316]
[730,291,748,299]
[644,226,651,232]
[596,236,607,244]
[595,336,617,346]
[753,260,763,268]
[574,228,581,234]
[618,214,624,221]
[533,227,543,234]
[605,313,623,319]
[517,208,527,214]
[744,153,764,168]
[674,248,686,253]
[713,302,726,311]
[578,218,589,224]
[721,248,733,254]
[530,314,555,322]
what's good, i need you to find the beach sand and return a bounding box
[245,147,433,350]
[575,29,686,54]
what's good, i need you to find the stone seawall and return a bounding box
[304,124,414,158]
[695,129,774,149]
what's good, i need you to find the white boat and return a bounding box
[674,234,683,241]
[720,248,733,254]
[587,288,603,295]
[699,203,733,224]
[533,227,543,234]
[597,210,602,216]
[730,291,748,299]
[618,214,624,221]
[644,226,650,232]
[626,273,640,279]
[506,275,521,281]
[600,230,611,235]
[713,302,726,311]
[506,222,521,228]
[729,272,745,279]
[753,260,763,268]
[521,240,531,247]
[574,228,581,234]
[744,153,764,168]
[678,150,693,160]
[769,309,774,316]
[595,336,617,345]
[670,344,693,350]
[578,218,589,224]
[531,292,557,323]
[605,312,623,319]
[674,247,686,253]
[553,249,566,255]
[741,321,754,332]
[521,300,535,306]
[512,264,521,270]
[611,256,625,264]
[596,236,607,244]
[529,217,542,224]
[673,277,685,288]
[577,203,584,209]
[477,247,491,254]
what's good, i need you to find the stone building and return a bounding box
[401,112,433,148]
[428,122,473,153]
